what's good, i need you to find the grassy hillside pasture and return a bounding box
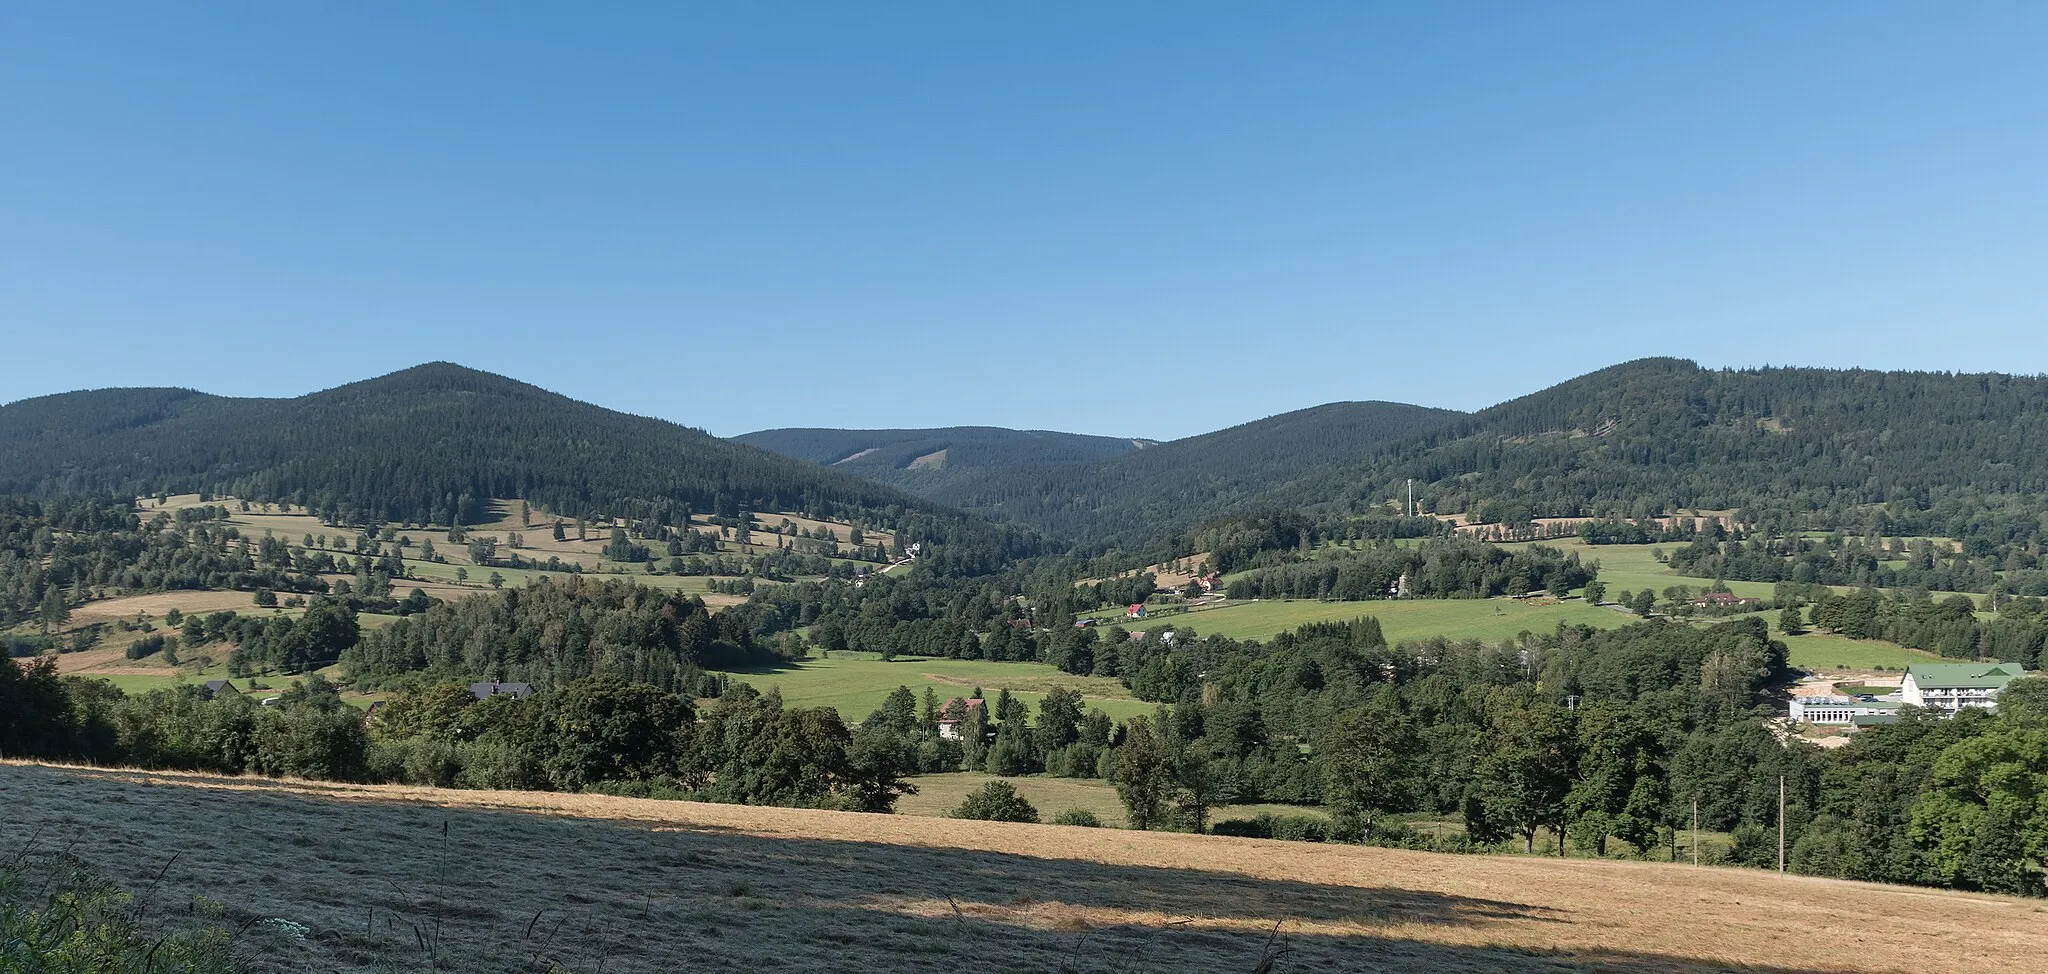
[5,763,2041,974]
[1765,618,1941,670]
[1088,597,1628,644]
[711,654,1152,722]
[138,493,875,606]
[896,772,1135,825]
[1490,539,1780,601]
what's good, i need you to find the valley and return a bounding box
[12,15,2047,971]
[6,358,2048,974]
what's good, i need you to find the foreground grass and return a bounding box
[710,654,1154,721]
[5,762,2043,974]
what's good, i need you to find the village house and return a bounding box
[470,681,536,701]
[1899,663,2036,715]
[201,679,239,700]
[935,697,984,741]
[1690,592,1762,610]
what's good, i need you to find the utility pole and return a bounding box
[1691,799,1698,867]
[1778,775,1787,875]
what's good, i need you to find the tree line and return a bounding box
[1222,537,1598,601]
[341,577,785,691]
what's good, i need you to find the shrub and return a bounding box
[1270,814,1331,843]
[125,634,167,660]
[1212,817,1271,838]
[950,781,1040,823]
[1052,808,1103,828]
[1213,813,1329,842]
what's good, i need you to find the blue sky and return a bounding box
[4,3,2045,439]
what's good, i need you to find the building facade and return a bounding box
[1898,663,2035,715]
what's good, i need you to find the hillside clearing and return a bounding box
[4,762,2042,973]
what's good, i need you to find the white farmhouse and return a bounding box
[1899,663,2035,715]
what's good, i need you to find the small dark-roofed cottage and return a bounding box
[201,679,239,699]
[470,681,536,701]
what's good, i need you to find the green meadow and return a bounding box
[708,653,1154,722]
[893,771,1330,829]
[1089,596,1629,644]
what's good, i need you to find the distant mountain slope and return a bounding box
[1292,358,2048,539]
[911,401,1465,546]
[733,426,1155,496]
[0,364,998,543]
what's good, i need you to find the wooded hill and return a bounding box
[744,401,1462,549]
[747,359,2048,554]
[0,363,1001,546]
[1307,359,2048,546]
[733,426,1156,497]
[17,357,2048,561]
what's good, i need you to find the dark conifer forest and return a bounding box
[753,359,2048,555]
[747,401,1464,548]
[0,363,1019,553]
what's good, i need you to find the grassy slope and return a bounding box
[1089,597,1627,644]
[1545,540,1945,669]
[1175,540,1945,670]
[5,763,2041,974]
[711,654,1154,722]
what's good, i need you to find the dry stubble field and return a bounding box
[3,763,2044,973]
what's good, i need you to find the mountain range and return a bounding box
[10,358,2048,556]
[732,426,1158,498]
[0,363,964,536]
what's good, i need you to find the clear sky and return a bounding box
[4,3,2045,440]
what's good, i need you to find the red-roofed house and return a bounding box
[936,697,985,741]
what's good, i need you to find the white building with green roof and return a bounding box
[1899,663,2036,715]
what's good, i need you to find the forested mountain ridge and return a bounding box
[733,426,1155,497]
[875,401,1465,548]
[737,358,2048,555]
[0,364,1013,551]
[1309,359,2048,545]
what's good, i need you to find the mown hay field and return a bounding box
[2,763,2042,973]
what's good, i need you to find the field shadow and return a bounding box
[0,764,1910,974]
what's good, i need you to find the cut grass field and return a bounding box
[711,654,1153,722]
[5,762,2042,973]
